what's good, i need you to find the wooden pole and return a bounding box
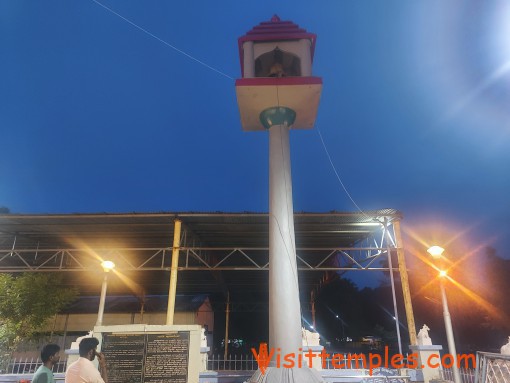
[224,292,230,361]
[394,220,417,345]
[166,219,182,325]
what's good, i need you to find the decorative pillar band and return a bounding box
[259,107,296,130]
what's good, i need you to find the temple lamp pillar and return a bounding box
[236,15,323,383]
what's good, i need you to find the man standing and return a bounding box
[32,343,61,383]
[65,337,108,383]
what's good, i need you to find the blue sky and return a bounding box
[1,1,509,260]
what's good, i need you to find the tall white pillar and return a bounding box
[248,122,323,383]
[268,124,302,357]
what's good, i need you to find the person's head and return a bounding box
[79,337,100,360]
[41,343,61,365]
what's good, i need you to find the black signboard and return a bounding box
[101,334,145,383]
[101,332,190,383]
[145,333,189,383]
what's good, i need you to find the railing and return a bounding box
[322,353,374,369]
[0,352,486,383]
[2,357,67,374]
[208,354,258,371]
[207,353,403,371]
[442,368,476,383]
[474,352,510,383]
[207,353,374,371]
[4,353,378,374]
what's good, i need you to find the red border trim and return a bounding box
[237,17,317,76]
[235,77,322,87]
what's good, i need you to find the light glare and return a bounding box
[427,245,445,258]
[101,260,115,271]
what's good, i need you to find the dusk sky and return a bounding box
[2,1,509,263]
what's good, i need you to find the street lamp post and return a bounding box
[427,246,462,383]
[96,260,115,327]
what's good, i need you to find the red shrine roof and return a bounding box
[238,15,317,76]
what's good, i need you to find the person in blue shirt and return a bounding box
[32,344,61,383]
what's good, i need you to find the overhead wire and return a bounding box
[92,0,365,221]
[91,0,311,344]
[316,127,370,219]
[90,0,234,80]
[92,0,380,341]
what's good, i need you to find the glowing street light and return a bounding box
[96,260,115,326]
[427,246,461,383]
[427,245,445,259]
[101,260,115,271]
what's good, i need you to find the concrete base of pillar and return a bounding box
[199,370,218,383]
[247,366,323,383]
[201,346,210,372]
[409,344,443,383]
[302,345,325,370]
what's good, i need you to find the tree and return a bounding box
[0,273,77,368]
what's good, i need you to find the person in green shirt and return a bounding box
[32,344,61,383]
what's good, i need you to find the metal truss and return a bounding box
[0,221,401,273]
